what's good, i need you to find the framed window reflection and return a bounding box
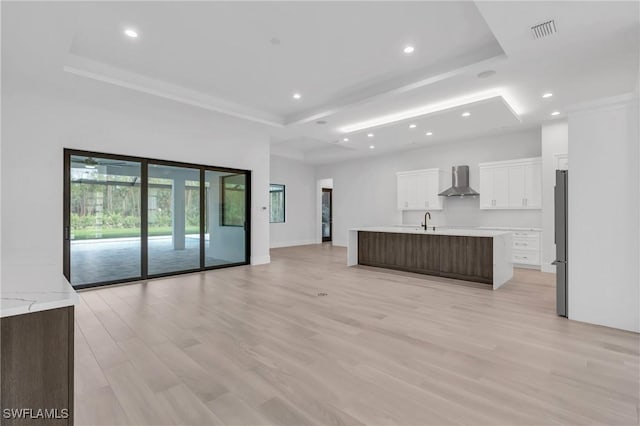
[221,174,246,227]
[269,184,285,223]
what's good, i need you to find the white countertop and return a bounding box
[394,224,541,232]
[477,226,542,232]
[1,265,79,318]
[351,226,511,237]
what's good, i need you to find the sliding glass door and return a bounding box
[204,170,247,267]
[64,149,250,288]
[148,163,201,276]
[66,154,142,286]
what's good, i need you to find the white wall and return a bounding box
[316,129,542,246]
[568,95,639,332]
[269,155,317,248]
[541,121,569,273]
[1,82,272,272]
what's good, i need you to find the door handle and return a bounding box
[551,260,566,265]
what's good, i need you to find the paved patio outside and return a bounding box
[70,235,237,285]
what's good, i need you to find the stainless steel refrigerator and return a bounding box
[553,170,568,317]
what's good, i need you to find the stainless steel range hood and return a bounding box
[438,165,479,197]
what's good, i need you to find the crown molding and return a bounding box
[63,53,284,128]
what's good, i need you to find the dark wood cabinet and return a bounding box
[465,236,493,282]
[358,231,493,285]
[1,307,74,425]
[439,235,468,278]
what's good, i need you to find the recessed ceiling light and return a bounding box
[369,145,375,149]
[367,133,374,138]
[477,70,496,79]
[403,45,415,54]
[342,137,349,142]
[124,29,138,38]
[292,93,302,100]
[409,124,417,129]
[542,92,553,98]
[461,112,471,117]
[426,131,433,136]
[551,111,560,116]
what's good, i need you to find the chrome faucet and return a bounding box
[422,211,431,231]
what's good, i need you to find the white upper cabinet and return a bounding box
[396,168,444,210]
[479,166,509,209]
[523,162,542,208]
[479,157,542,210]
[397,173,411,210]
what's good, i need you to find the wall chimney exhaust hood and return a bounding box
[438,165,479,197]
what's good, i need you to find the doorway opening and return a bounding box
[322,188,332,242]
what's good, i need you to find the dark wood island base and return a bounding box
[1,307,74,425]
[358,231,494,284]
[349,228,514,288]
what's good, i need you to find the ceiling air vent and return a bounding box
[531,20,557,39]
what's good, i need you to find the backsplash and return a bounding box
[402,195,542,229]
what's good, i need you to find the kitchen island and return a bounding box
[347,227,513,289]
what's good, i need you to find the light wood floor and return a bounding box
[75,244,639,425]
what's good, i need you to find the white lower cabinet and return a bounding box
[513,249,540,266]
[511,231,541,267]
[397,168,444,210]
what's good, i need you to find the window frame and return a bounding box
[269,183,286,223]
[220,174,247,227]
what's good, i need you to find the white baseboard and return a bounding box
[514,263,541,270]
[269,239,317,249]
[250,255,271,265]
[332,240,347,247]
[541,264,556,273]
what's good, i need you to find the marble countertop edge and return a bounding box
[1,272,79,318]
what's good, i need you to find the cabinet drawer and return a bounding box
[512,249,540,265]
[513,238,540,251]
[512,231,539,238]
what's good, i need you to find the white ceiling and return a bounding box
[3,1,639,164]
